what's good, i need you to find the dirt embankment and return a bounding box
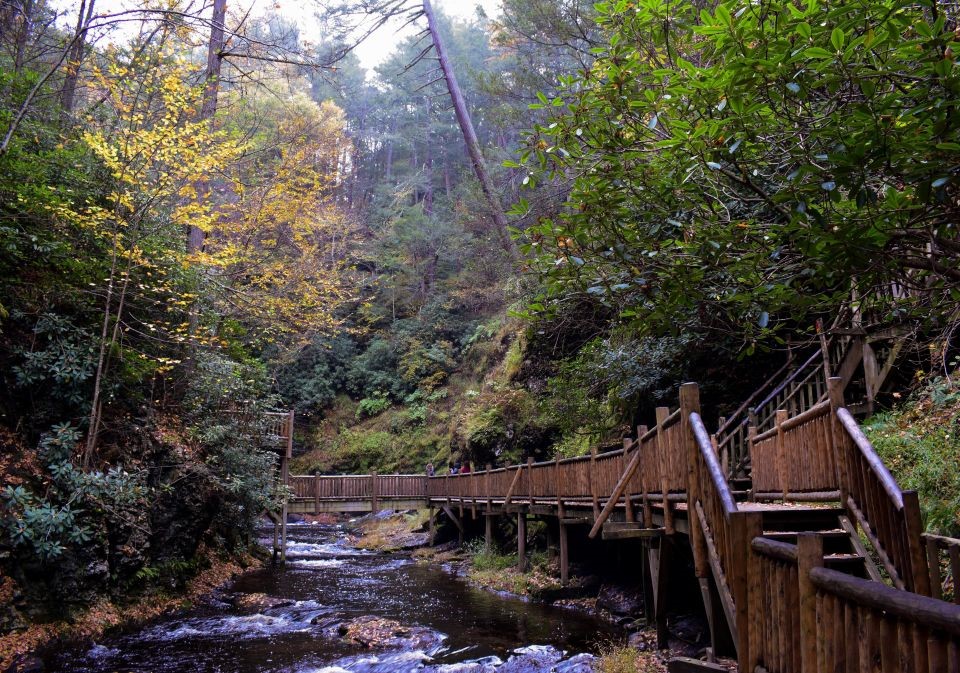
[0,550,264,672]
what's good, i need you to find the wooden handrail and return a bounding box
[837,407,903,508]
[752,349,823,417]
[691,412,737,515]
[810,567,960,636]
[716,356,795,437]
[752,399,831,443]
[751,536,799,562]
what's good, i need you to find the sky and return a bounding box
[347,0,502,72]
[64,0,502,75]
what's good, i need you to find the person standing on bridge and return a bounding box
[426,463,435,477]
[460,462,470,474]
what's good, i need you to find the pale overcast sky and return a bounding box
[65,0,502,74]
[347,0,501,71]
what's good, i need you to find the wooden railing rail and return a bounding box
[836,405,930,594]
[690,403,764,672]
[810,566,960,671]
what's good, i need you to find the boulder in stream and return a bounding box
[229,593,295,612]
[337,615,445,652]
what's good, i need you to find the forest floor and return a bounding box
[0,549,264,671]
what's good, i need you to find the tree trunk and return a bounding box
[200,0,226,122]
[188,0,227,253]
[422,96,433,215]
[384,117,395,181]
[59,0,95,116]
[6,0,34,73]
[422,0,515,256]
[443,152,451,199]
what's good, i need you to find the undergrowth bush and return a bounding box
[592,643,664,673]
[865,375,960,536]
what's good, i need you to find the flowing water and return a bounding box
[46,522,620,672]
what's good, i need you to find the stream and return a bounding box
[45,521,620,672]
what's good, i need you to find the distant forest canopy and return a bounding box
[1,0,959,620]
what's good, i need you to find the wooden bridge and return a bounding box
[277,377,960,672]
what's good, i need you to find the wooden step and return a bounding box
[667,657,728,673]
[762,529,854,555]
[756,507,844,532]
[823,553,869,578]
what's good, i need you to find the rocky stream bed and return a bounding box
[41,520,630,672]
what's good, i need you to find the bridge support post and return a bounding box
[485,513,494,552]
[280,455,289,564]
[517,512,527,571]
[699,575,733,661]
[649,534,672,649]
[429,507,436,546]
[559,521,569,586]
[546,519,558,560]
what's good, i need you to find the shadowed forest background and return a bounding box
[1,0,960,644]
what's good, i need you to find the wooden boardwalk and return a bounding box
[278,378,960,672]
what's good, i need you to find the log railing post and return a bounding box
[655,406,673,534]
[775,409,788,500]
[370,471,378,512]
[314,473,320,514]
[735,511,764,672]
[285,410,295,459]
[485,463,492,510]
[903,490,932,596]
[681,383,707,579]
[827,377,849,513]
[527,456,534,507]
[638,424,652,527]
[747,426,757,500]
[555,454,562,512]
[797,533,824,673]
[589,446,599,519]
[622,437,635,522]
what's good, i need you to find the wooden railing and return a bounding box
[749,537,805,673]
[836,406,930,594]
[690,405,763,669]
[810,566,960,672]
[287,474,426,501]
[749,399,839,501]
[924,532,960,604]
[747,532,960,673]
[221,409,294,456]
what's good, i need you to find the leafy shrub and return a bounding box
[2,423,146,562]
[356,394,391,419]
[276,334,357,413]
[865,376,960,536]
[12,312,96,409]
[347,338,408,400]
